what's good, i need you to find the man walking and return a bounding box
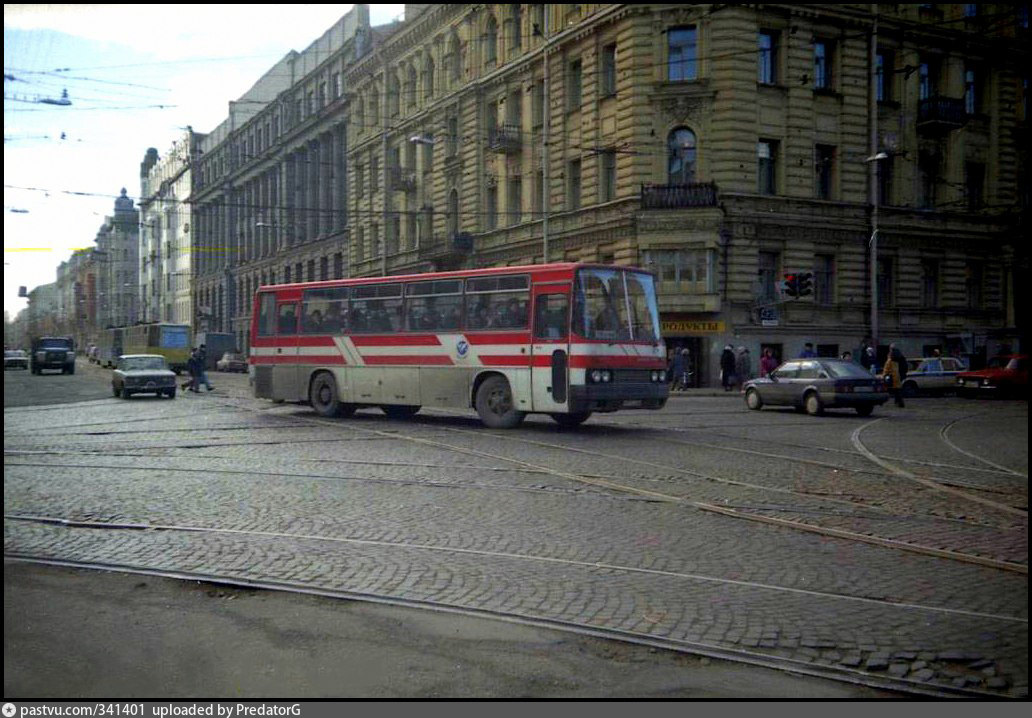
[195,344,215,392]
[799,342,817,358]
[720,344,736,392]
[882,342,907,408]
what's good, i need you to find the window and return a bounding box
[486,17,498,65]
[965,67,982,115]
[306,260,315,282]
[966,262,984,309]
[667,26,697,81]
[642,248,714,292]
[532,81,544,128]
[508,176,522,225]
[758,31,778,84]
[448,190,459,236]
[966,162,986,210]
[405,280,462,331]
[277,302,298,335]
[424,58,435,100]
[814,254,834,305]
[533,293,569,340]
[370,156,379,192]
[567,59,582,111]
[877,155,894,206]
[964,4,978,17]
[302,287,348,334]
[466,275,530,330]
[422,134,434,173]
[447,116,458,157]
[601,44,617,96]
[876,51,892,101]
[350,283,403,333]
[758,140,778,195]
[921,259,939,308]
[568,158,582,210]
[533,169,544,215]
[919,60,936,100]
[257,293,276,336]
[877,256,894,308]
[486,184,498,230]
[919,153,938,209]
[600,151,617,202]
[814,41,833,90]
[668,128,697,184]
[815,144,835,200]
[511,5,522,53]
[320,257,329,281]
[758,251,779,302]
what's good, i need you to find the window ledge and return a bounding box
[757,82,787,92]
[813,88,842,100]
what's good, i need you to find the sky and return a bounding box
[3,3,405,320]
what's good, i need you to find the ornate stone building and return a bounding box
[190,6,368,353]
[343,3,1027,382]
[139,131,197,325]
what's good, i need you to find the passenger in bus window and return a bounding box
[279,306,296,334]
[325,304,344,333]
[351,306,368,332]
[306,309,324,333]
[470,301,490,330]
[506,297,525,328]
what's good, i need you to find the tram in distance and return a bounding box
[249,263,670,428]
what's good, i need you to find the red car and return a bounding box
[956,355,1028,398]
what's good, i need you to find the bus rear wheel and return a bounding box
[475,376,525,429]
[382,405,420,419]
[310,372,355,418]
[550,412,592,427]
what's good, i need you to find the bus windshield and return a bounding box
[574,268,661,342]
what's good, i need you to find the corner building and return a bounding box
[345,4,1027,384]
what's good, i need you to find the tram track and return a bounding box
[939,413,1029,479]
[2,553,1000,700]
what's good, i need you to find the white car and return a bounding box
[112,354,178,399]
[901,357,966,396]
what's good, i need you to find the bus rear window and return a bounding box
[257,294,277,336]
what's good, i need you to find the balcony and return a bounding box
[641,182,718,210]
[418,232,473,270]
[487,124,522,154]
[388,166,417,193]
[917,96,967,135]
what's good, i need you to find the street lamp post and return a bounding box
[866,150,888,353]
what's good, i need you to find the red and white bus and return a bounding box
[250,263,668,428]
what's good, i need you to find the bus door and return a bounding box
[530,284,571,412]
[273,301,300,400]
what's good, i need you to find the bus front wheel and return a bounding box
[475,376,526,429]
[310,372,356,418]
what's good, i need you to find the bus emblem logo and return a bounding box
[456,340,469,358]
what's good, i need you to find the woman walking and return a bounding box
[882,343,907,408]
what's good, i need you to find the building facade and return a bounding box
[343,3,1027,383]
[94,189,140,333]
[190,6,368,354]
[139,131,197,326]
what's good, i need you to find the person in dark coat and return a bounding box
[720,344,736,391]
[182,348,200,393]
[195,343,214,392]
[883,342,908,407]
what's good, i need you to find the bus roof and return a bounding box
[257,262,652,293]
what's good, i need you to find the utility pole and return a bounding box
[868,4,879,350]
[382,48,390,278]
[541,5,550,264]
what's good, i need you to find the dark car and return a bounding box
[216,352,248,373]
[4,349,29,370]
[956,355,1028,398]
[30,336,75,374]
[112,354,177,399]
[743,358,888,416]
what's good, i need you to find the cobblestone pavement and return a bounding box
[4,363,1028,697]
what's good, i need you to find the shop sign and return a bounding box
[759,307,779,327]
[661,320,725,334]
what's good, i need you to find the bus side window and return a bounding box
[257,294,277,336]
[278,303,298,335]
[534,294,569,340]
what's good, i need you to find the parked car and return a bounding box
[956,355,1028,398]
[112,354,177,399]
[901,357,966,396]
[4,349,29,370]
[743,358,889,416]
[216,352,248,373]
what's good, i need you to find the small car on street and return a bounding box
[112,354,177,399]
[901,357,966,396]
[956,355,1028,398]
[4,349,29,370]
[216,352,248,373]
[743,358,888,416]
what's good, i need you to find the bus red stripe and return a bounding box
[350,335,442,347]
[363,355,453,366]
[251,336,337,348]
[479,355,532,367]
[464,332,531,345]
[251,355,347,365]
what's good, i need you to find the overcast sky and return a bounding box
[4,3,405,320]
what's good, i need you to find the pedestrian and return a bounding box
[182,348,200,393]
[669,347,685,392]
[840,350,853,362]
[799,342,817,358]
[860,340,877,375]
[760,347,778,378]
[734,346,752,389]
[195,343,215,392]
[882,342,907,408]
[720,344,736,392]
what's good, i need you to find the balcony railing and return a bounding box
[640,182,718,210]
[487,124,522,154]
[418,232,473,263]
[917,96,967,134]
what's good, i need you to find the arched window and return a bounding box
[369,85,380,124]
[667,127,697,184]
[449,35,462,85]
[353,97,364,134]
[388,72,400,117]
[511,5,522,52]
[485,17,498,65]
[448,189,459,236]
[407,64,418,107]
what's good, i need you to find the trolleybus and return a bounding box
[98,323,191,372]
[250,263,668,428]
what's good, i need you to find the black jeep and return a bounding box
[30,336,76,375]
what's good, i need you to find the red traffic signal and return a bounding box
[783,273,799,297]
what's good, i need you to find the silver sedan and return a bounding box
[743,358,889,416]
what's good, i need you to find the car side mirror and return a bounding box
[769,373,778,383]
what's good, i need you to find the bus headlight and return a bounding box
[601,370,612,383]
[590,369,603,383]
[651,371,659,382]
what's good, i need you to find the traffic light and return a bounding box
[797,272,813,297]
[783,273,799,298]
